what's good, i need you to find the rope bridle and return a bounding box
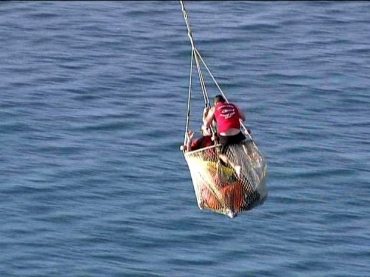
[180,1,252,148]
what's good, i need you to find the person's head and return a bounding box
[213,95,226,105]
[200,126,212,136]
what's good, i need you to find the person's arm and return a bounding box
[203,107,215,128]
[235,104,246,121]
[185,130,194,151]
[202,106,210,122]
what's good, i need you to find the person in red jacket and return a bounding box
[181,107,215,152]
[182,127,213,152]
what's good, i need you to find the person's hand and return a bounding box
[244,129,251,135]
[186,130,194,140]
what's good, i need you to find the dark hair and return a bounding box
[213,95,226,104]
[200,126,211,134]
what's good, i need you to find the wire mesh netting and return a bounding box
[184,139,267,217]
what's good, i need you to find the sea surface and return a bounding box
[1,1,369,276]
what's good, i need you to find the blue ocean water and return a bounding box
[1,1,369,276]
